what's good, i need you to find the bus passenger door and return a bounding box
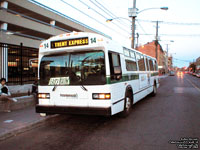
[145,57,151,87]
[139,74,148,89]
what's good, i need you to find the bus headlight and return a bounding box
[92,93,111,100]
[38,93,50,99]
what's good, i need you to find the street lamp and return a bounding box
[106,6,168,49]
[165,40,174,73]
[106,17,131,23]
[137,7,168,14]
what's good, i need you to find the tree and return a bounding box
[189,63,196,72]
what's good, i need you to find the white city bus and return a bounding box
[36,32,159,117]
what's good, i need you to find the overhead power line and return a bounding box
[94,0,117,19]
[60,0,130,38]
[162,21,200,26]
[78,0,130,34]
[137,19,200,26]
[173,58,192,62]
[139,33,200,37]
[79,0,107,19]
[136,20,152,41]
[92,0,130,27]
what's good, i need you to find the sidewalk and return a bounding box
[0,106,62,141]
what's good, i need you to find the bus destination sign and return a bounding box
[51,37,89,49]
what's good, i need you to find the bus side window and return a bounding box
[145,57,150,71]
[126,60,137,71]
[108,52,122,80]
[153,60,158,71]
[137,53,145,71]
[149,59,154,71]
[135,53,140,71]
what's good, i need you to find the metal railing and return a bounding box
[0,43,38,85]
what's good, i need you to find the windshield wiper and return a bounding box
[52,85,57,91]
[80,79,88,91]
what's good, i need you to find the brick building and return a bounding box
[136,41,167,74]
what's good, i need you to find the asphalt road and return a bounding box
[0,73,199,150]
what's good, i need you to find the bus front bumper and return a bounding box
[36,105,111,116]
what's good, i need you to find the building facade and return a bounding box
[136,41,167,74]
[168,55,173,71]
[0,0,109,85]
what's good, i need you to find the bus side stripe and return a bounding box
[112,98,124,105]
[134,85,153,95]
[106,72,158,84]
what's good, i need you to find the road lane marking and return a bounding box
[4,120,13,123]
[174,87,197,94]
[185,77,200,92]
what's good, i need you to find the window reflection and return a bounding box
[39,51,106,85]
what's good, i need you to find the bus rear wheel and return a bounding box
[120,92,132,117]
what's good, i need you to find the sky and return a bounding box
[35,0,200,68]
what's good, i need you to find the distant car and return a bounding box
[169,71,175,76]
[177,71,184,76]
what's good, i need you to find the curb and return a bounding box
[0,114,67,141]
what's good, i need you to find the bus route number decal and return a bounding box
[90,38,96,44]
[44,43,49,49]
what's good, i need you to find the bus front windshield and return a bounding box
[39,51,106,86]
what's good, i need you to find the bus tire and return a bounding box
[151,82,157,96]
[120,92,132,117]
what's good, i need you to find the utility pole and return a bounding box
[136,33,139,49]
[155,21,159,60]
[166,44,169,73]
[131,0,136,49]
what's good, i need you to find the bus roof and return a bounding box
[39,32,157,61]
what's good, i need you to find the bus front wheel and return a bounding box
[120,92,132,117]
[151,83,157,96]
